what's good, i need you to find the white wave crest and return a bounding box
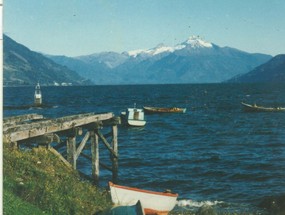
[177,199,223,208]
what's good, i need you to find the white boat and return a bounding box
[34,82,42,106]
[109,182,178,215]
[121,104,146,127]
[241,102,285,112]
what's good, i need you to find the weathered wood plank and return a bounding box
[4,112,111,134]
[3,114,44,124]
[3,114,45,132]
[91,130,99,185]
[3,119,55,136]
[67,136,77,170]
[18,133,60,145]
[75,131,90,160]
[96,130,118,158]
[112,124,119,183]
[4,112,114,142]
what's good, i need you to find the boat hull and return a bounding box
[241,102,285,112]
[127,119,146,126]
[109,182,178,215]
[143,106,186,114]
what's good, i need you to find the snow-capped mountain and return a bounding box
[127,44,173,57]
[127,36,212,57]
[47,36,272,84]
[128,43,181,57]
[182,35,213,48]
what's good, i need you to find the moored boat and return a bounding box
[109,182,178,215]
[121,105,146,127]
[143,106,186,114]
[241,102,285,112]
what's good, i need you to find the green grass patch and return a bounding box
[3,189,50,215]
[3,143,112,215]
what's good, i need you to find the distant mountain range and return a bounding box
[3,35,92,86]
[4,34,285,85]
[227,54,285,83]
[48,36,272,84]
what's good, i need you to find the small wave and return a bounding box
[177,199,223,208]
[177,199,266,214]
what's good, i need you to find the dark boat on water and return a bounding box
[241,102,285,112]
[143,106,186,114]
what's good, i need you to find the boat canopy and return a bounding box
[127,108,144,121]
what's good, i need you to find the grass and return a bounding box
[3,189,51,215]
[3,142,112,215]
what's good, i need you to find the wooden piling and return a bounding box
[112,124,118,183]
[90,130,100,185]
[67,135,77,170]
[75,131,90,160]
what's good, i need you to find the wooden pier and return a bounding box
[3,112,121,185]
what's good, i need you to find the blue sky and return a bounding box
[4,0,285,57]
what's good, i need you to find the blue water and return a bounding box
[3,83,285,214]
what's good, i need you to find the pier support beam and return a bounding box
[90,129,100,185]
[112,124,118,183]
[67,135,77,170]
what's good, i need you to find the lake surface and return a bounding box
[3,83,285,214]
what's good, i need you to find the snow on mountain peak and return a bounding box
[127,49,147,57]
[150,43,175,55]
[128,43,176,57]
[183,36,213,48]
[127,35,212,57]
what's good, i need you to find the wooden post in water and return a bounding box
[90,129,100,185]
[67,134,77,170]
[112,124,118,183]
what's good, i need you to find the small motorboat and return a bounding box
[241,102,285,112]
[143,106,186,114]
[109,182,178,215]
[121,104,146,127]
